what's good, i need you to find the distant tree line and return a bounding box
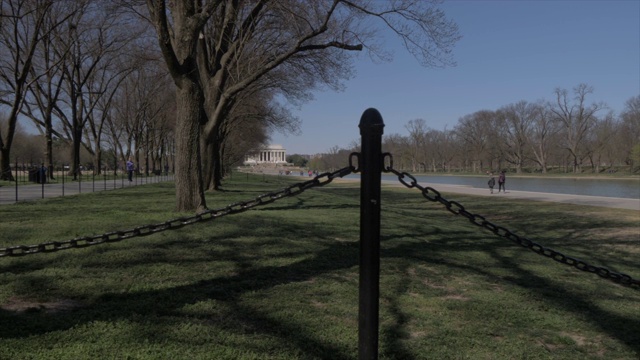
[305,87,639,175]
[387,87,638,174]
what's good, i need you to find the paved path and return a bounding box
[380,181,640,211]
[327,178,640,211]
[0,175,174,206]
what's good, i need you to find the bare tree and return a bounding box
[216,90,298,183]
[550,84,605,173]
[21,1,76,179]
[80,11,148,175]
[84,65,135,175]
[0,0,56,180]
[108,65,172,174]
[618,95,640,171]
[529,102,559,173]
[405,118,428,172]
[319,145,351,171]
[40,2,141,179]
[276,88,634,175]
[105,82,138,174]
[144,0,460,212]
[427,128,455,172]
[0,115,43,165]
[584,112,617,172]
[204,67,301,190]
[454,110,494,173]
[382,133,411,170]
[497,101,537,173]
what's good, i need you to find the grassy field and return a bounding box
[0,173,638,359]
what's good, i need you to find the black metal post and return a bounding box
[358,108,384,360]
[41,164,44,199]
[62,164,65,197]
[14,157,18,203]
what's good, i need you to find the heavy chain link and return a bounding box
[0,163,358,258]
[6,151,636,289]
[382,153,639,290]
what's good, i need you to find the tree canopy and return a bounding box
[144,0,461,211]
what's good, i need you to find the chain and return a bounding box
[0,162,358,258]
[8,151,634,289]
[382,153,639,290]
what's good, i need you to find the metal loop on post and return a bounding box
[350,152,361,173]
[382,152,393,172]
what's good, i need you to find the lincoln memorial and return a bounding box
[243,144,287,165]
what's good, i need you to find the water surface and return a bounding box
[345,174,640,200]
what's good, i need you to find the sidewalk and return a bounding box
[328,178,640,211]
[0,175,174,206]
[392,182,640,211]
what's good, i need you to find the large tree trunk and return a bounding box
[45,117,55,180]
[0,148,14,182]
[201,138,223,191]
[212,119,225,190]
[201,118,226,191]
[93,147,102,175]
[212,139,223,190]
[201,136,213,191]
[570,149,580,173]
[0,90,22,182]
[71,126,82,180]
[174,81,207,212]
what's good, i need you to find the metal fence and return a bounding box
[0,164,173,205]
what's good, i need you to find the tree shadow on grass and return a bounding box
[1,194,638,358]
[0,216,362,359]
[4,227,638,358]
[380,232,640,356]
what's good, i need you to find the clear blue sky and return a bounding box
[271,0,640,155]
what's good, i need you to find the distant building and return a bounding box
[243,144,287,165]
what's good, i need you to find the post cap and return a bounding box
[359,108,385,134]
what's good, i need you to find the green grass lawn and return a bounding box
[1,173,638,359]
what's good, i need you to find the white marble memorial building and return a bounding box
[243,144,287,165]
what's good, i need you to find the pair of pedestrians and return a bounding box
[488,171,506,194]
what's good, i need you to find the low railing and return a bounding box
[0,166,173,205]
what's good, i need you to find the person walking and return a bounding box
[488,173,496,194]
[498,170,506,193]
[126,157,134,182]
